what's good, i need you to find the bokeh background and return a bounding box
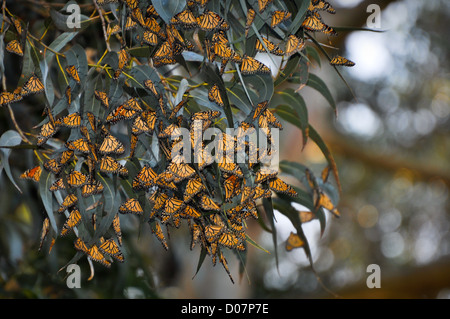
[0,0,449,298]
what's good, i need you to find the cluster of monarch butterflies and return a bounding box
[13,0,349,283]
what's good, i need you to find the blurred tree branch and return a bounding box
[324,132,450,187]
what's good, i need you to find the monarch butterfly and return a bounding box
[224,175,241,202]
[301,13,325,32]
[65,138,90,153]
[141,30,158,46]
[183,176,205,202]
[207,84,224,107]
[99,238,124,262]
[20,166,42,182]
[60,208,81,236]
[153,43,177,67]
[133,165,157,190]
[253,185,272,200]
[256,37,284,56]
[268,177,297,196]
[65,65,81,83]
[56,112,81,128]
[37,121,59,146]
[38,217,50,251]
[49,178,65,192]
[217,133,238,157]
[330,55,355,67]
[57,194,78,213]
[191,110,221,122]
[315,190,340,217]
[309,0,336,14]
[169,99,188,120]
[218,162,243,177]
[164,197,185,215]
[322,24,337,36]
[258,0,273,12]
[285,232,304,251]
[10,16,23,35]
[43,158,62,175]
[181,205,202,219]
[88,244,111,267]
[150,192,169,212]
[236,121,255,139]
[85,112,98,133]
[143,79,159,97]
[197,10,229,31]
[22,74,45,95]
[259,108,283,129]
[99,134,125,155]
[285,34,305,56]
[122,98,143,112]
[168,162,196,180]
[111,214,122,245]
[151,222,169,250]
[271,10,291,28]
[100,156,128,176]
[67,170,89,188]
[124,0,138,9]
[119,198,143,215]
[245,8,256,37]
[218,231,241,249]
[154,173,178,191]
[118,48,131,70]
[143,17,165,39]
[240,186,256,204]
[74,237,89,253]
[131,116,150,135]
[106,106,138,124]
[94,90,109,108]
[299,210,315,223]
[64,86,72,106]
[130,7,146,27]
[200,195,220,211]
[107,24,121,36]
[81,178,104,197]
[6,40,23,56]
[240,55,271,75]
[170,9,198,29]
[146,4,159,17]
[204,224,223,242]
[251,100,268,120]
[255,168,278,183]
[0,91,20,106]
[158,123,182,139]
[213,41,241,62]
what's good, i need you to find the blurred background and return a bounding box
[0,0,449,298]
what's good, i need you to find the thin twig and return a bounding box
[7,104,32,144]
[93,0,111,52]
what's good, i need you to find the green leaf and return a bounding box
[152,0,186,24]
[308,124,341,192]
[289,0,311,35]
[307,73,336,113]
[274,88,309,147]
[38,169,57,233]
[274,55,300,87]
[273,197,314,267]
[0,130,22,193]
[262,197,279,269]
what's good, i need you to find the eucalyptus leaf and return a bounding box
[0,130,22,192]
